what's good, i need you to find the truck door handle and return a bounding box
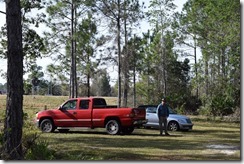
[73,112,77,114]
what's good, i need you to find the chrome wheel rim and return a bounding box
[169,122,178,131]
[42,122,52,132]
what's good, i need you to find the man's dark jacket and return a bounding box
[156,103,169,118]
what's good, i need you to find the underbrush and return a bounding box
[23,133,56,160]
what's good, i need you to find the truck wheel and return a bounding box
[105,120,121,135]
[121,127,134,135]
[40,119,55,133]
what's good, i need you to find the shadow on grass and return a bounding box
[38,126,240,160]
[37,129,238,161]
[42,131,202,151]
[52,126,240,139]
[57,148,153,160]
[53,130,108,135]
[41,131,239,160]
[131,133,183,137]
[53,129,184,137]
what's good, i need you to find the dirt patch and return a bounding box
[206,144,240,155]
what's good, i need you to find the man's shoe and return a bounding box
[165,133,170,136]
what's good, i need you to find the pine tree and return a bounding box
[3,0,24,159]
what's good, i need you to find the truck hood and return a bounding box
[37,108,59,116]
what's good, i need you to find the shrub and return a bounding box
[23,133,56,160]
[24,139,55,160]
[222,106,240,123]
[197,103,212,116]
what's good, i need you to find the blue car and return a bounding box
[138,105,194,131]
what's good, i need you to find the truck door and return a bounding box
[75,99,92,127]
[55,99,80,127]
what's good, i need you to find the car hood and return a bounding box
[169,114,190,119]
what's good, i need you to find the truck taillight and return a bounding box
[128,109,135,117]
[129,109,139,117]
[134,109,140,115]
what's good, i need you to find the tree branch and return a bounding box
[0,10,6,15]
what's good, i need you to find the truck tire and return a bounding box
[40,119,55,133]
[105,120,121,135]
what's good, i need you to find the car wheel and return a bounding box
[121,127,134,135]
[40,119,55,133]
[105,120,121,135]
[168,121,179,131]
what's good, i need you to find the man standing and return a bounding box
[156,97,170,136]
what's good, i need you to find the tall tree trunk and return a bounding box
[87,52,90,97]
[133,38,136,107]
[74,2,78,98]
[3,0,24,160]
[70,0,76,98]
[133,55,136,107]
[70,1,74,98]
[221,48,226,77]
[160,15,167,97]
[193,36,199,98]
[204,51,209,97]
[161,33,167,97]
[69,66,72,98]
[163,45,167,96]
[117,0,121,107]
[122,5,128,107]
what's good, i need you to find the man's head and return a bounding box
[162,97,166,103]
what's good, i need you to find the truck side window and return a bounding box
[93,98,107,108]
[80,100,89,109]
[62,100,77,110]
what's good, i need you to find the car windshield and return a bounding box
[168,107,177,114]
[146,106,177,114]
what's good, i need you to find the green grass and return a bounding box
[0,95,241,160]
[36,125,240,160]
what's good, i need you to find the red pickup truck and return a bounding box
[35,97,147,135]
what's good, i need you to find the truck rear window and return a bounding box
[93,98,107,108]
[80,100,89,109]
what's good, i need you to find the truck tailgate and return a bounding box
[132,108,146,119]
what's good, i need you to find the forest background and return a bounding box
[0,0,241,118]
